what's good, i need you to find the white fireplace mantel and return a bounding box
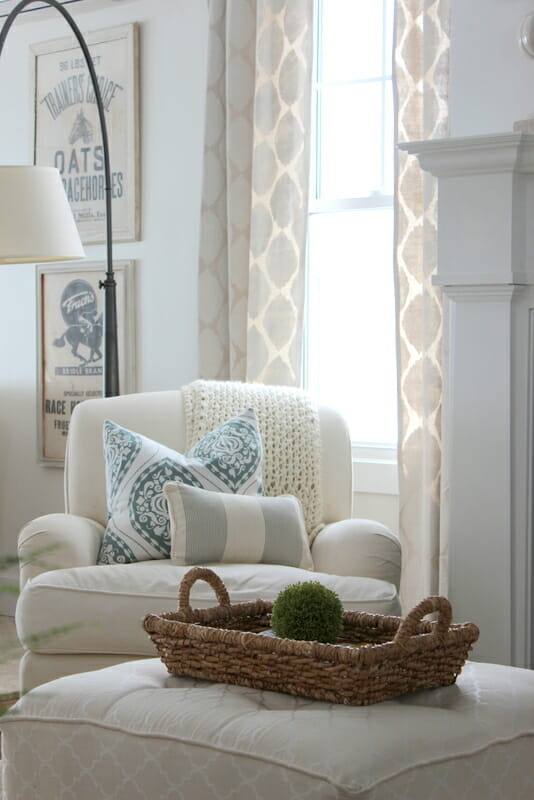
[399,132,534,668]
[403,132,534,177]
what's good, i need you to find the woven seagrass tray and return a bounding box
[143,567,480,706]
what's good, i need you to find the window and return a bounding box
[305,0,397,450]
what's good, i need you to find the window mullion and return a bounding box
[309,195,393,214]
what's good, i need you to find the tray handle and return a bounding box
[394,596,452,646]
[178,567,231,614]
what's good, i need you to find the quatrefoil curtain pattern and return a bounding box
[394,0,451,611]
[198,0,314,385]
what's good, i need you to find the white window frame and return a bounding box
[306,0,398,496]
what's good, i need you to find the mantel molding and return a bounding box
[399,131,534,177]
[433,273,530,288]
[439,284,526,302]
[401,131,534,289]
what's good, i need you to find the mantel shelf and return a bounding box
[399,131,534,177]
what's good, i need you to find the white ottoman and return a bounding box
[1,658,533,799]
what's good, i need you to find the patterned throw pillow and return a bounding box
[165,482,313,570]
[98,409,263,564]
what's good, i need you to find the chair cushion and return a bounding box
[166,482,313,569]
[98,409,263,565]
[16,562,400,657]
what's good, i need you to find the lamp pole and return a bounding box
[0,0,119,397]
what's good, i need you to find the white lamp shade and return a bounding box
[0,165,85,263]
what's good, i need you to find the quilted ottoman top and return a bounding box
[2,658,534,798]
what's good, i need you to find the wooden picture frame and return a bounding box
[37,260,135,465]
[32,23,140,243]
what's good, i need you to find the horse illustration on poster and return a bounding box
[53,278,103,366]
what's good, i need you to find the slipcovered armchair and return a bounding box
[16,385,401,690]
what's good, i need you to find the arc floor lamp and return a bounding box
[0,0,119,396]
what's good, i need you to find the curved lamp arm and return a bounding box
[0,0,119,397]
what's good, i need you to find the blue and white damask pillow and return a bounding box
[97,409,263,565]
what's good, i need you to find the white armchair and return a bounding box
[16,388,401,690]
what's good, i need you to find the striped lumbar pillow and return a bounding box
[165,482,313,570]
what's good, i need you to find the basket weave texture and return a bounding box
[143,567,480,706]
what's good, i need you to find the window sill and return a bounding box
[352,443,398,496]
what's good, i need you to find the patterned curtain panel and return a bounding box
[394,0,451,610]
[198,0,314,385]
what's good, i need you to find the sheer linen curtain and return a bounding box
[198,0,314,385]
[394,0,451,611]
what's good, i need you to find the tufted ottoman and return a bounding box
[1,658,534,799]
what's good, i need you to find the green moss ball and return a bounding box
[270,581,344,644]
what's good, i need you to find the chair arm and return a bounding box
[18,513,104,591]
[311,519,401,590]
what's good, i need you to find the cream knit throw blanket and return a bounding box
[182,380,324,541]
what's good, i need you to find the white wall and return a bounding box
[450,0,534,137]
[0,0,208,609]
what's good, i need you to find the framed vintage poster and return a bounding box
[37,260,135,465]
[32,23,140,243]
